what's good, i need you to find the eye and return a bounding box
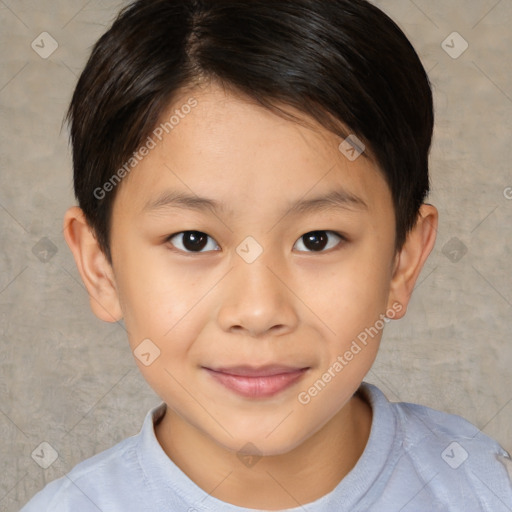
[167,231,220,253]
[293,230,345,252]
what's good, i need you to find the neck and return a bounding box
[155,392,372,510]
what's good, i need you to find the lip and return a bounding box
[203,365,309,399]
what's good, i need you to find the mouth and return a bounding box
[202,365,310,399]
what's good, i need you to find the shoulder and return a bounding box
[391,391,507,460]
[361,383,512,510]
[19,404,167,512]
[361,382,508,456]
[20,434,141,512]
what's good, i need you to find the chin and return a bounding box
[214,425,312,458]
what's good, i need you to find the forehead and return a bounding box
[112,83,393,223]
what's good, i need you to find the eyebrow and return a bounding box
[142,188,368,216]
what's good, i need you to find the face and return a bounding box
[108,83,399,455]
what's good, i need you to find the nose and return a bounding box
[216,254,299,338]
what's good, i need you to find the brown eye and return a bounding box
[168,231,219,253]
[293,231,344,252]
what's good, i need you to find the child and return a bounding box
[21,0,512,510]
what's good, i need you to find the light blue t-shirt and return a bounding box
[20,383,512,511]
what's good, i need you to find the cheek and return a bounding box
[112,249,173,342]
[300,244,393,364]
[113,253,209,400]
[114,247,215,360]
[312,254,391,324]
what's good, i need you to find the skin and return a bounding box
[63,81,438,510]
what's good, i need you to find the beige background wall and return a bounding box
[1,1,511,510]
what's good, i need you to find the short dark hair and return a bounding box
[66,0,434,264]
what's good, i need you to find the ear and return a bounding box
[387,204,438,319]
[62,206,123,322]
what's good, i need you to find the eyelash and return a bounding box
[165,230,347,254]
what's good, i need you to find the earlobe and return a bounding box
[62,206,123,323]
[387,204,438,319]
